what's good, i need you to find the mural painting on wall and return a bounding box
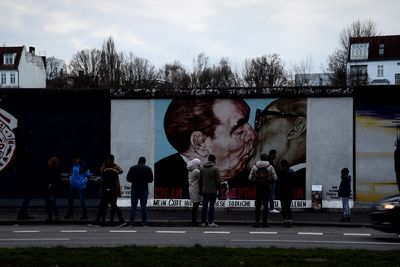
[356,100,400,202]
[154,98,306,201]
[0,109,18,173]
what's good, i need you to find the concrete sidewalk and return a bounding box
[0,206,372,228]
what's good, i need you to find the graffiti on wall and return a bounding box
[0,109,17,173]
[356,100,400,202]
[154,98,307,200]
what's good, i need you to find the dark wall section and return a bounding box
[0,89,110,198]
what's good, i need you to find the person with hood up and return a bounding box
[338,168,351,222]
[249,153,277,227]
[200,154,222,227]
[187,158,202,226]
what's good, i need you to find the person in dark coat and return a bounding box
[99,154,123,224]
[94,159,126,226]
[278,160,296,227]
[200,154,222,227]
[338,168,351,222]
[44,157,61,222]
[126,157,153,226]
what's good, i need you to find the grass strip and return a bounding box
[0,245,399,267]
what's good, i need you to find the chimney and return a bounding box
[29,46,35,55]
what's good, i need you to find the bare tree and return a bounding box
[211,58,242,88]
[122,52,159,88]
[46,57,67,80]
[242,54,288,88]
[327,19,379,86]
[69,48,102,87]
[98,37,122,87]
[190,53,213,88]
[159,61,191,89]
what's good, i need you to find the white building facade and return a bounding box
[347,35,400,85]
[0,46,46,88]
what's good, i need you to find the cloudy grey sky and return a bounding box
[1,0,399,71]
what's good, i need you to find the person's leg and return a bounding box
[201,194,210,224]
[65,187,74,218]
[52,195,59,220]
[343,197,350,220]
[262,188,270,226]
[130,190,139,225]
[281,199,288,222]
[269,182,275,210]
[208,194,217,224]
[139,190,149,225]
[44,193,52,221]
[110,192,124,224]
[254,186,262,226]
[79,188,87,219]
[192,202,200,225]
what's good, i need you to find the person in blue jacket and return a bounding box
[64,155,90,220]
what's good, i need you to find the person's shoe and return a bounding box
[200,223,207,227]
[287,220,293,227]
[340,217,346,222]
[118,222,128,227]
[252,223,261,228]
[270,209,280,213]
[345,217,351,222]
[208,222,218,227]
[191,222,200,227]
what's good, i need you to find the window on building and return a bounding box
[1,73,6,84]
[377,65,384,77]
[350,43,369,60]
[379,44,385,56]
[350,65,368,85]
[395,74,400,85]
[4,54,15,65]
[10,73,15,84]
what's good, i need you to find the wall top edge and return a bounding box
[1,85,399,99]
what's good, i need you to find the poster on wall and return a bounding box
[356,96,400,202]
[153,98,307,204]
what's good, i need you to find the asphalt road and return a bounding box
[1,225,399,250]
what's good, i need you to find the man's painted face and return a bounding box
[205,99,256,180]
[250,104,292,169]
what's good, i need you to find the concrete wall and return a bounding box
[307,98,353,208]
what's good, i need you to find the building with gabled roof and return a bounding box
[347,35,400,85]
[0,45,46,88]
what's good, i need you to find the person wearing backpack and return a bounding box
[249,153,277,227]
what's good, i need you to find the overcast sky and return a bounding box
[2,0,399,71]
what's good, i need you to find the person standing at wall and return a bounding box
[249,153,277,227]
[338,168,352,222]
[44,157,61,223]
[100,154,123,224]
[200,154,222,227]
[64,155,90,220]
[279,160,296,227]
[94,159,126,226]
[126,157,153,227]
[267,149,280,213]
[187,158,202,226]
